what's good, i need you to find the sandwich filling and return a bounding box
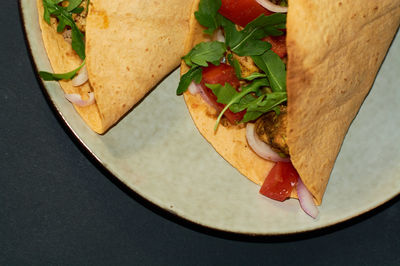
[40,0,89,83]
[178,0,319,218]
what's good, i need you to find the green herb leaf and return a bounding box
[194,0,223,35]
[71,6,84,14]
[222,17,270,56]
[39,60,86,81]
[42,0,86,60]
[183,41,226,67]
[222,14,286,56]
[176,66,203,95]
[241,92,287,122]
[66,0,84,11]
[243,72,268,81]
[207,78,270,130]
[247,13,286,36]
[280,0,288,7]
[251,50,286,92]
[42,0,53,24]
[70,23,85,59]
[206,82,237,104]
[227,54,242,79]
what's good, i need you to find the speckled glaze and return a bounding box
[20,0,399,235]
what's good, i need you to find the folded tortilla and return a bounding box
[181,0,400,204]
[37,0,194,133]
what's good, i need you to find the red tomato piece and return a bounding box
[263,35,287,59]
[201,63,240,88]
[201,63,246,124]
[219,0,273,27]
[259,162,299,202]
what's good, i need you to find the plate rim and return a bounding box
[19,0,400,236]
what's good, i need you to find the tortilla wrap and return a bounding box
[181,0,400,204]
[37,0,194,133]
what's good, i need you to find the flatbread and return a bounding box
[37,0,194,133]
[181,0,400,204]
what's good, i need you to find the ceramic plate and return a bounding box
[20,0,400,235]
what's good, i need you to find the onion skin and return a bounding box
[246,123,290,162]
[187,81,219,110]
[71,65,88,87]
[197,83,221,111]
[188,81,200,95]
[213,29,226,43]
[64,92,95,107]
[297,177,319,219]
[256,0,288,13]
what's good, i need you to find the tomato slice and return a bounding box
[263,35,287,59]
[259,162,299,202]
[219,0,273,27]
[201,63,246,124]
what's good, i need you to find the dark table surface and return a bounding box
[1,1,399,265]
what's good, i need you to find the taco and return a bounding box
[37,0,194,133]
[178,0,400,217]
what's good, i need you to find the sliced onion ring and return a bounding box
[71,65,88,86]
[256,0,288,13]
[65,92,95,107]
[188,81,200,95]
[189,81,223,114]
[246,123,290,162]
[213,29,226,43]
[297,177,319,219]
[197,83,221,111]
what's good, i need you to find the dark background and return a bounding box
[1,1,399,265]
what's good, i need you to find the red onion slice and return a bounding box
[71,65,88,86]
[297,177,319,219]
[256,0,288,13]
[246,123,290,162]
[197,83,221,111]
[188,81,200,95]
[64,92,95,107]
[213,29,225,43]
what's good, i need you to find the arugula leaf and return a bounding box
[222,14,286,56]
[70,23,85,59]
[280,0,288,7]
[66,0,84,12]
[251,50,286,92]
[243,72,267,81]
[176,66,203,95]
[194,0,223,35]
[247,13,286,34]
[42,0,67,24]
[206,82,237,105]
[182,41,226,67]
[39,60,86,81]
[241,92,287,122]
[177,40,226,95]
[206,77,286,128]
[42,0,86,60]
[222,17,271,56]
[42,0,53,24]
[207,78,270,130]
[227,54,242,79]
[71,6,84,14]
